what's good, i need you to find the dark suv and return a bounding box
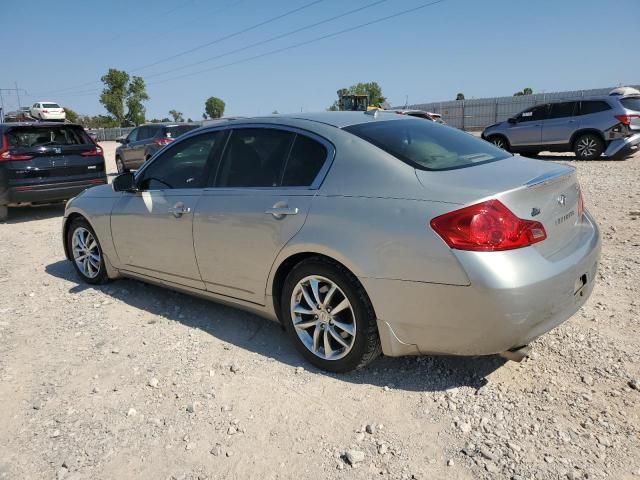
[482,95,640,159]
[0,123,107,221]
[115,123,199,172]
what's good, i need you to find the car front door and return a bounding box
[110,131,222,289]
[193,126,333,304]
[541,101,578,145]
[507,104,548,147]
[120,128,139,166]
[129,126,152,169]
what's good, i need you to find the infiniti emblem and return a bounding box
[54,147,62,154]
[557,194,566,206]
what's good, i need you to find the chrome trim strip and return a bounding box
[525,167,574,188]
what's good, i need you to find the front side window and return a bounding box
[519,104,548,122]
[547,102,576,119]
[217,128,294,188]
[137,132,219,190]
[127,128,139,143]
[345,119,510,171]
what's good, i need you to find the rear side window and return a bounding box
[547,102,576,119]
[165,125,198,139]
[282,134,327,186]
[620,97,640,112]
[345,119,510,171]
[217,128,294,187]
[579,101,611,115]
[6,126,90,147]
[137,126,155,140]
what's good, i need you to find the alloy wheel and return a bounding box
[576,137,597,158]
[290,275,356,361]
[492,137,506,149]
[71,227,101,278]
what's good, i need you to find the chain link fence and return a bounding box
[396,85,640,131]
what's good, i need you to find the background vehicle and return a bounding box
[63,112,599,372]
[0,122,106,221]
[30,102,66,121]
[482,95,640,159]
[115,123,199,172]
[389,109,445,123]
[338,94,369,111]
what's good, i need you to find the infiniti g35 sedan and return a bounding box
[62,112,601,372]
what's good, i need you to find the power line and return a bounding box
[144,0,447,87]
[143,0,391,81]
[32,0,324,97]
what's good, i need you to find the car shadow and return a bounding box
[3,203,66,224]
[45,259,505,392]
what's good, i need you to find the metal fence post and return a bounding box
[461,100,465,131]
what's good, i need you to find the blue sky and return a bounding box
[2,0,638,119]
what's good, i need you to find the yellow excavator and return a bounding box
[339,94,376,111]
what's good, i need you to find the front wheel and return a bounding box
[66,218,109,284]
[281,258,381,373]
[0,205,7,222]
[115,155,125,174]
[574,134,604,160]
[488,135,510,151]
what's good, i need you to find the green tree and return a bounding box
[169,109,184,122]
[514,87,533,96]
[187,117,193,123]
[204,97,225,119]
[456,92,465,101]
[328,82,386,110]
[272,110,279,114]
[99,69,130,125]
[124,76,149,126]
[63,107,79,123]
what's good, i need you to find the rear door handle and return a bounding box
[265,206,299,219]
[168,202,191,217]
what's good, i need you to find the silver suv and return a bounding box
[482,95,640,159]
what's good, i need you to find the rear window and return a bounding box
[165,125,198,139]
[620,97,640,112]
[344,119,510,171]
[6,126,90,147]
[42,103,61,108]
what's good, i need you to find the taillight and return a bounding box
[0,134,33,162]
[43,109,49,113]
[153,137,173,146]
[615,114,640,125]
[430,200,547,251]
[578,188,585,217]
[81,146,103,157]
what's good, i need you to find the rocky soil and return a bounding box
[0,144,638,479]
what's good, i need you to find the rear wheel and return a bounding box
[574,133,604,160]
[488,135,510,151]
[281,258,381,373]
[66,218,109,284]
[115,155,125,174]
[0,206,7,222]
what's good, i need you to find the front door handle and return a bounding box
[168,202,191,218]
[265,206,299,219]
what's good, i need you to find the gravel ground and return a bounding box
[0,143,638,480]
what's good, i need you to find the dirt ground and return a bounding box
[0,143,638,480]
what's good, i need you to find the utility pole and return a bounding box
[15,82,21,109]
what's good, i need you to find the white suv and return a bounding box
[30,102,66,121]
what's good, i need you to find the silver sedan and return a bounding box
[62,112,601,372]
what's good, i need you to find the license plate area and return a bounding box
[574,273,588,296]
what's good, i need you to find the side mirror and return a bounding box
[507,117,517,124]
[112,172,136,192]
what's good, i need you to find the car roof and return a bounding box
[254,111,412,128]
[0,122,81,129]
[141,122,198,127]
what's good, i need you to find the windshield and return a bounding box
[7,126,90,147]
[165,125,198,139]
[344,119,510,171]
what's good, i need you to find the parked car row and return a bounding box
[482,93,640,159]
[59,111,600,372]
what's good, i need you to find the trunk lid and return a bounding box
[416,156,582,257]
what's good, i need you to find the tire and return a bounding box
[527,151,541,157]
[281,257,381,373]
[574,133,604,160]
[115,155,125,174]
[0,206,7,222]
[66,217,109,285]
[488,135,510,151]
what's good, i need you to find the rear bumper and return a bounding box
[363,212,601,357]
[604,133,640,158]
[1,178,107,205]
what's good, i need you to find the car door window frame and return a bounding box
[207,124,336,191]
[518,104,549,122]
[547,101,577,119]
[134,130,223,191]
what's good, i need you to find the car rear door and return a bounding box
[541,101,579,145]
[110,130,221,289]
[507,104,548,147]
[193,126,333,304]
[2,125,105,189]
